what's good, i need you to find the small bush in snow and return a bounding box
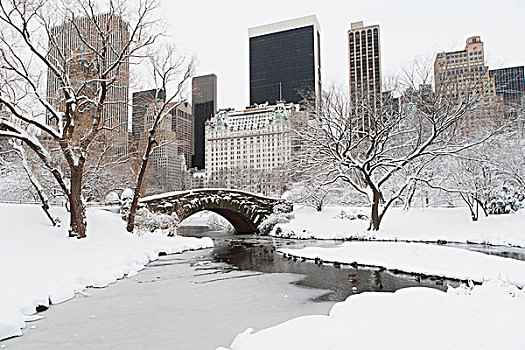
[134,207,180,236]
[486,187,524,215]
[257,201,294,235]
[105,191,120,205]
[258,211,294,236]
[119,188,135,219]
[333,209,369,221]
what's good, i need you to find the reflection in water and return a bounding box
[179,227,457,302]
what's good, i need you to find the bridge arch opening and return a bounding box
[180,208,257,234]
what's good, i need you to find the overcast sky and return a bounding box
[162,0,524,110]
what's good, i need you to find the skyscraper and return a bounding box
[131,89,166,148]
[46,13,130,156]
[347,21,382,119]
[489,66,525,106]
[169,101,193,169]
[131,88,185,192]
[248,15,321,106]
[434,36,501,136]
[192,74,217,170]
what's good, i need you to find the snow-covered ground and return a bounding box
[272,205,525,246]
[280,241,525,287]
[219,280,525,350]
[2,251,334,350]
[0,203,213,341]
[231,205,525,350]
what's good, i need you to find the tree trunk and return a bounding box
[403,182,417,211]
[127,153,151,232]
[369,189,381,231]
[475,198,489,217]
[460,193,478,221]
[69,166,87,238]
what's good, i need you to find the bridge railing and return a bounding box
[140,188,287,204]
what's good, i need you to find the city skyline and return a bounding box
[162,0,524,110]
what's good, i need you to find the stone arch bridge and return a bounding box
[140,189,293,234]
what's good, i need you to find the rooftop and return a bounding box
[248,15,320,38]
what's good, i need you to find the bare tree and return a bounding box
[285,182,341,212]
[419,153,493,220]
[126,46,194,232]
[82,141,135,202]
[11,139,58,225]
[489,130,525,193]
[419,122,524,220]
[295,60,501,231]
[0,0,163,238]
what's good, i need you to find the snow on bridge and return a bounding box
[140,188,293,233]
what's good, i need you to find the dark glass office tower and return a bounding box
[489,66,525,105]
[249,15,321,106]
[192,74,217,170]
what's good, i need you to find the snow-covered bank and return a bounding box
[219,280,525,350]
[272,205,525,246]
[280,241,525,287]
[0,203,213,341]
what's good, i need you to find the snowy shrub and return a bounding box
[258,210,294,236]
[333,209,369,221]
[257,201,294,235]
[272,202,294,215]
[121,188,133,203]
[119,188,134,219]
[486,187,524,215]
[134,207,179,236]
[105,191,120,205]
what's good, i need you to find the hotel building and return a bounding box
[205,103,298,195]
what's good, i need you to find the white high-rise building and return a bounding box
[205,102,298,195]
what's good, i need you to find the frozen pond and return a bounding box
[2,233,334,349]
[4,227,525,349]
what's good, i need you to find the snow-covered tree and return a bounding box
[422,125,524,219]
[284,183,337,212]
[294,61,502,231]
[81,141,136,203]
[0,0,173,238]
[420,152,494,220]
[206,167,290,197]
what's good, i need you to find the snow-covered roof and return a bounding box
[140,188,284,203]
[206,102,295,132]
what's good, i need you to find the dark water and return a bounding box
[179,227,459,302]
[444,242,525,261]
